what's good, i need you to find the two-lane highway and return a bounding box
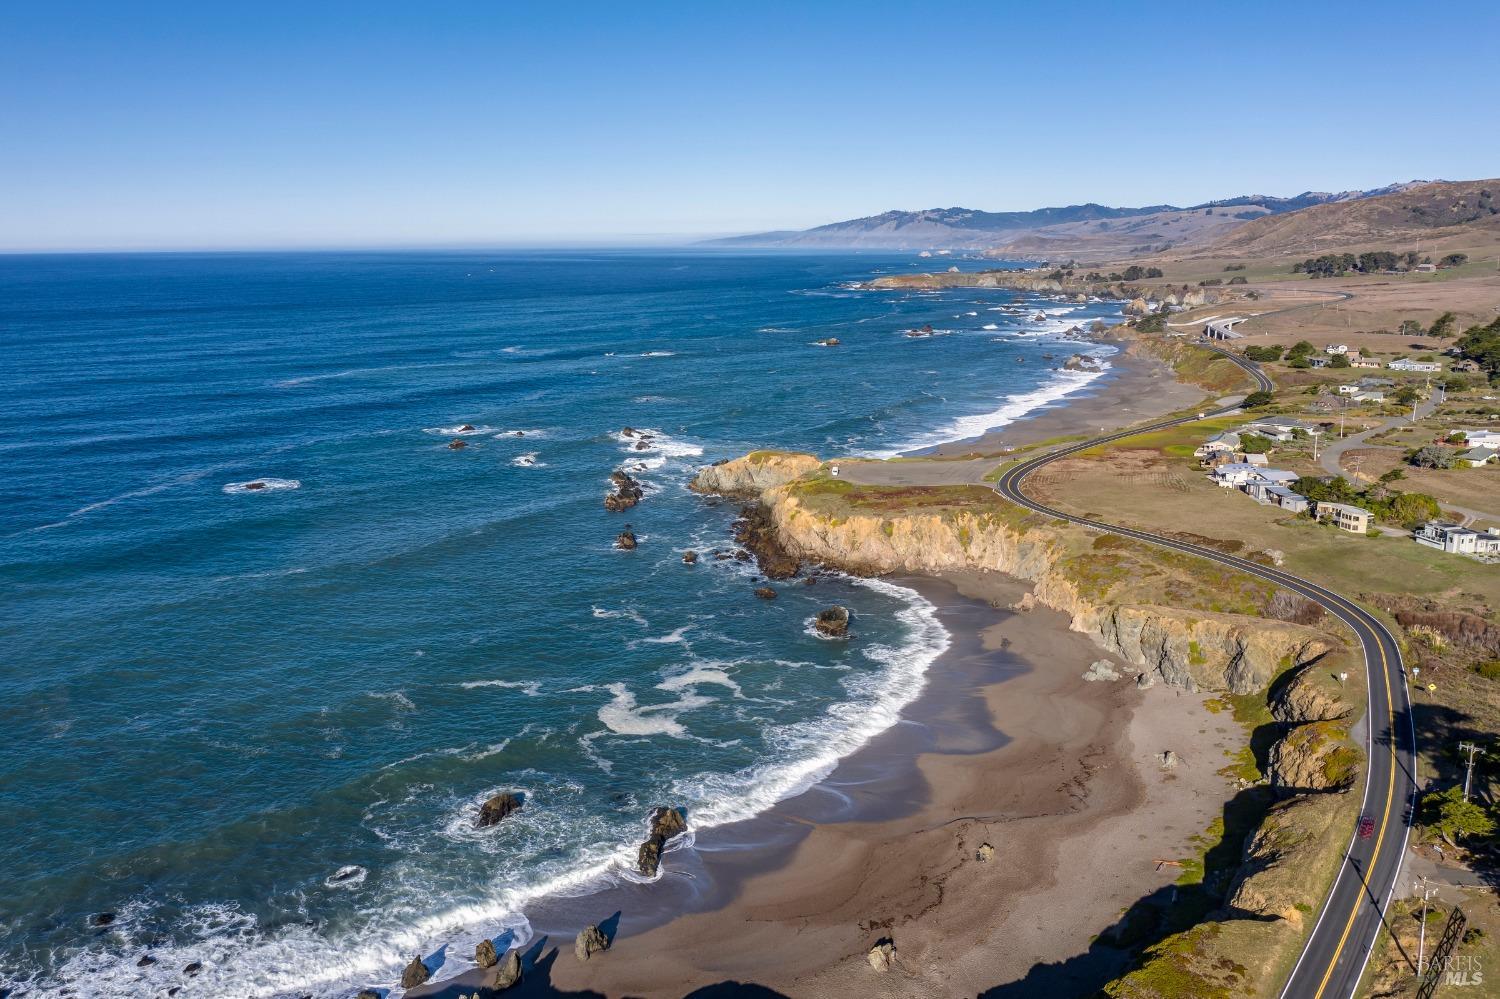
[992,346,1417,998]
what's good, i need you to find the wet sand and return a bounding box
[410,575,1240,999]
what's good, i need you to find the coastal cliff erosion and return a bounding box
[691,452,1330,697]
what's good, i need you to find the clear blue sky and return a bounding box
[4,1,1498,251]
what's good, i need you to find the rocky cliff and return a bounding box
[694,454,1330,695]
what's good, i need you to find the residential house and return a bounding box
[1451,359,1480,373]
[1414,263,1438,273]
[1242,470,1301,504]
[1388,358,1440,373]
[1243,452,1270,467]
[1350,357,1384,369]
[1210,462,1262,488]
[1352,390,1386,404]
[1460,446,1499,466]
[1261,485,1310,513]
[1325,344,1349,355]
[1308,357,1331,368]
[1193,431,1241,460]
[1239,417,1324,442]
[1454,428,1500,449]
[1336,384,1361,396]
[1314,501,1372,533]
[1413,522,1500,555]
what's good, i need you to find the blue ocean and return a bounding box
[0,250,1121,997]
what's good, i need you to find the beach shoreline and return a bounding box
[410,340,1241,998]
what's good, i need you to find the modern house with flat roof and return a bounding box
[1454,428,1500,449]
[1314,501,1372,534]
[1414,522,1500,556]
[1239,417,1324,442]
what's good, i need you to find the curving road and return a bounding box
[991,345,1417,998]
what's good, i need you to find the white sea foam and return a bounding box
[863,355,1114,458]
[424,424,495,437]
[591,606,649,627]
[493,428,545,439]
[324,865,368,889]
[610,427,703,459]
[458,679,543,696]
[595,682,712,737]
[637,350,676,357]
[982,323,999,330]
[657,662,744,698]
[510,452,543,467]
[222,478,301,495]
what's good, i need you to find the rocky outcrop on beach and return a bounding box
[475,939,499,969]
[867,939,897,972]
[815,606,851,638]
[401,956,430,988]
[574,924,610,962]
[476,791,522,828]
[604,470,644,512]
[636,806,688,877]
[1082,659,1122,682]
[487,950,522,991]
[615,526,637,550]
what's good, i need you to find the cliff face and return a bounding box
[697,454,1329,695]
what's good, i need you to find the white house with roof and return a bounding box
[1336,384,1361,396]
[1325,344,1349,355]
[1239,417,1324,442]
[1352,389,1386,403]
[1388,358,1440,373]
[1413,522,1500,556]
[1314,501,1372,533]
[1350,357,1383,369]
[1460,446,1498,466]
[1193,431,1242,460]
[1453,428,1500,449]
[1211,462,1262,488]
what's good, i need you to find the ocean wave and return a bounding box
[222,478,301,495]
[863,357,1114,457]
[510,452,543,467]
[458,679,543,696]
[611,427,703,459]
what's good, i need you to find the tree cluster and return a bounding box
[1292,250,1427,278]
[1456,316,1500,381]
[1292,474,1441,528]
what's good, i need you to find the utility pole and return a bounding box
[1459,741,1481,802]
[1414,875,1439,978]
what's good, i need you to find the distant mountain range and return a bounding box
[707,182,1432,256]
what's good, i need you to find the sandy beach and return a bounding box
[408,350,1248,999]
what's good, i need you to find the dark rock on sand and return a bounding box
[604,469,644,512]
[637,806,688,876]
[815,606,851,638]
[476,938,499,969]
[477,791,523,828]
[868,939,896,972]
[733,504,800,579]
[401,955,430,988]
[615,526,638,550]
[489,949,522,990]
[574,924,610,962]
[754,586,776,600]
[448,438,468,450]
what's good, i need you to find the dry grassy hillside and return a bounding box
[1193,179,1500,259]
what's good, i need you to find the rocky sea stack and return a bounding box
[636,806,688,877]
[401,956,430,988]
[733,504,800,579]
[575,924,610,962]
[615,526,638,550]
[603,469,644,512]
[476,791,522,828]
[814,606,851,638]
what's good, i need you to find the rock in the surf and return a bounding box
[604,469,644,512]
[357,991,380,999]
[476,938,499,969]
[814,606,851,638]
[448,438,468,450]
[401,955,430,988]
[476,791,522,828]
[636,806,688,875]
[90,912,116,928]
[136,955,156,967]
[615,526,638,550]
[183,962,202,977]
[242,481,267,491]
[574,924,610,962]
[682,550,698,564]
[488,949,522,990]
[733,504,800,579]
[754,586,776,600]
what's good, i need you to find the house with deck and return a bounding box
[1388,358,1440,373]
[1314,501,1372,534]
[1453,428,1500,449]
[1413,522,1500,556]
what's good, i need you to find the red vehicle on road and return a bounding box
[1358,815,1376,840]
